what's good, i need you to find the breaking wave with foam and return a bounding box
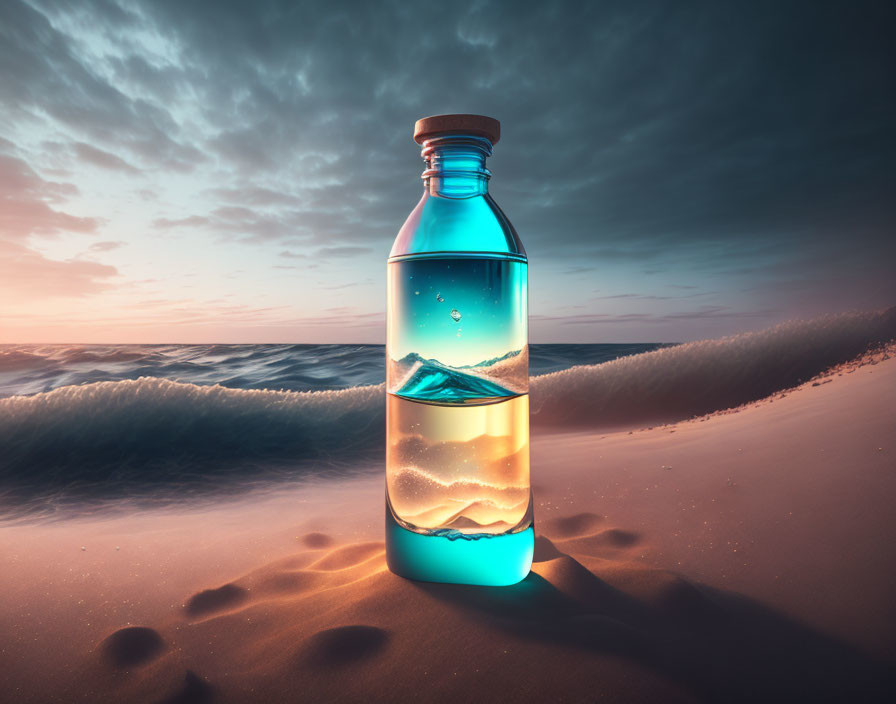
[530,307,896,428]
[0,308,893,508]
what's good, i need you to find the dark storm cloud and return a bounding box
[11,1,895,243]
[137,0,893,261]
[0,1,204,173]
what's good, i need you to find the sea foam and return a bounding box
[0,378,385,489]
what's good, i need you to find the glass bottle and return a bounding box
[385,114,533,586]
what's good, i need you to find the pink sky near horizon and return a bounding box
[0,153,888,345]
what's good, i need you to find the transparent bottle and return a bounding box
[385,114,533,586]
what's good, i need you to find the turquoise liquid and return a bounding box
[386,255,533,586]
[385,510,534,587]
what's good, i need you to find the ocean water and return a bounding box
[1,307,893,518]
[0,343,662,516]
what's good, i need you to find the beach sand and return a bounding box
[1,348,894,702]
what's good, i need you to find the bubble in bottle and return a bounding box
[450,309,461,322]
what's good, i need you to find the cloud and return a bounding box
[533,306,779,326]
[88,240,125,252]
[0,153,100,238]
[0,240,118,300]
[314,246,372,258]
[152,215,210,229]
[72,142,139,174]
[151,207,312,242]
[4,1,893,258]
[593,292,710,302]
[0,0,204,173]
[207,186,302,207]
[11,0,891,259]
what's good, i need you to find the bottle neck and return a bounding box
[421,135,492,198]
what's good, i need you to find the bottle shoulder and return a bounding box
[389,191,526,261]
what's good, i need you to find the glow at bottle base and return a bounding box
[386,508,535,586]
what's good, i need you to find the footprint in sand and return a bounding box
[539,512,641,558]
[592,528,640,548]
[305,625,389,667]
[301,531,334,549]
[185,583,248,617]
[540,512,605,539]
[100,626,165,668]
[558,528,642,558]
[310,542,385,571]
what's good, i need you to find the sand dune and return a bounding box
[0,346,894,702]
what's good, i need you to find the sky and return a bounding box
[0,0,893,343]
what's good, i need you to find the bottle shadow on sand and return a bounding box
[415,535,895,703]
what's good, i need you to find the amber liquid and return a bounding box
[386,393,530,535]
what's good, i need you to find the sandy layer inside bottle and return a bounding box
[387,392,531,535]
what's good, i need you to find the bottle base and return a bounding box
[385,509,534,586]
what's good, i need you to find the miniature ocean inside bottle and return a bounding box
[386,254,533,586]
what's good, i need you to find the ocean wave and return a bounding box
[0,379,385,493]
[0,342,663,398]
[0,308,893,499]
[0,348,56,372]
[530,307,896,428]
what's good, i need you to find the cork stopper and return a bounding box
[413,114,500,145]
